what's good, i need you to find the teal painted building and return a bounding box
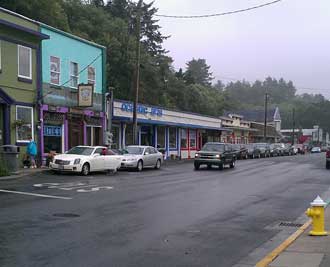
[40,24,106,161]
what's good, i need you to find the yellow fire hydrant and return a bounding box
[305,195,328,236]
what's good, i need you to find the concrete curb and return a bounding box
[255,219,312,267]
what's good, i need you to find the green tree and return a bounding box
[184,58,213,86]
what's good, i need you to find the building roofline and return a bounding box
[0,7,39,24]
[40,23,106,49]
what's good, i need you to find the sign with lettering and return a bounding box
[78,84,94,107]
[44,125,62,136]
[121,103,163,117]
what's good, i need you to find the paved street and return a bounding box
[0,153,329,267]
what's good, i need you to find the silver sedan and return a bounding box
[120,146,163,171]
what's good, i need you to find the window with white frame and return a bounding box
[189,130,196,148]
[18,45,32,79]
[180,129,187,148]
[157,126,165,149]
[88,66,95,85]
[169,127,177,149]
[16,106,33,142]
[70,62,78,88]
[50,56,60,85]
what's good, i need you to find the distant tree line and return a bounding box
[1,0,330,133]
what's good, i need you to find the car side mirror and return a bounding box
[94,153,100,157]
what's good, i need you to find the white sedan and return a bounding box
[120,146,163,171]
[50,146,123,175]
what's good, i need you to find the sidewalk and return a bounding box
[0,167,45,181]
[262,205,330,267]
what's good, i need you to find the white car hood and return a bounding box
[122,154,140,160]
[54,154,89,161]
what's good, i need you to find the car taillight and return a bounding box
[326,151,330,158]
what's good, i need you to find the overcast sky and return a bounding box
[147,0,330,97]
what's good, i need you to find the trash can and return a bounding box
[0,145,20,173]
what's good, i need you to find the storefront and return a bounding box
[41,105,104,160]
[112,100,229,159]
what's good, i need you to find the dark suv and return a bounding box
[194,142,236,170]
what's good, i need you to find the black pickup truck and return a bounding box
[194,142,236,170]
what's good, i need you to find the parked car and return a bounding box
[293,144,305,154]
[269,144,280,157]
[255,143,271,157]
[311,147,321,153]
[245,143,261,159]
[273,143,285,156]
[326,148,330,169]
[120,146,163,171]
[194,142,236,170]
[282,144,295,156]
[50,146,123,175]
[232,144,248,160]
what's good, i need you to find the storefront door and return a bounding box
[140,125,153,146]
[68,116,83,149]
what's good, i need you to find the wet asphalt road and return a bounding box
[0,153,329,267]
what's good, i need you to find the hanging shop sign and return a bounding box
[121,102,163,117]
[44,125,62,136]
[78,84,94,107]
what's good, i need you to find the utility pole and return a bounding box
[263,92,269,142]
[292,108,295,145]
[105,87,114,148]
[132,0,143,145]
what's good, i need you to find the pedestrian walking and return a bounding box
[27,136,37,168]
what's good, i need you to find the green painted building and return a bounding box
[0,8,48,159]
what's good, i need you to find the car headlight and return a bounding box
[195,153,199,158]
[74,159,81,164]
[215,154,220,158]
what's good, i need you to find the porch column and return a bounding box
[4,104,10,145]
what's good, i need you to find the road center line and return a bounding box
[0,189,72,200]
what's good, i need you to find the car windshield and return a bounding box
[201,144,225,152]
[124,147,145,155]
[66,147,94,155]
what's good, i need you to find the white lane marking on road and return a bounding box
[77,186,113,193]
[59,184,98,190]
[0,189,72,200]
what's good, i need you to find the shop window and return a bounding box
[190,130,196,148]
[125,124,134,146]
[18,45,32,79]
[88,66,95,85]
[16,106,33,142]
[169,127,177,149]
[70,62,78,88]
[50,56,60,85]
[44,125,62,153]
[157,126,165,149]
[181,129,187,148]
[86,126,102,146]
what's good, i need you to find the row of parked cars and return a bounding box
[49,145,164,175]
[194,142,301,171]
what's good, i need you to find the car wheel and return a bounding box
[81,163,90,176]
[219,163,224,170]
[155,159,161,170]
[230,160,235,168]
[136,160,143,172]
[326,161,330,170]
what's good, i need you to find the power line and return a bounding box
[155,0,282,19]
